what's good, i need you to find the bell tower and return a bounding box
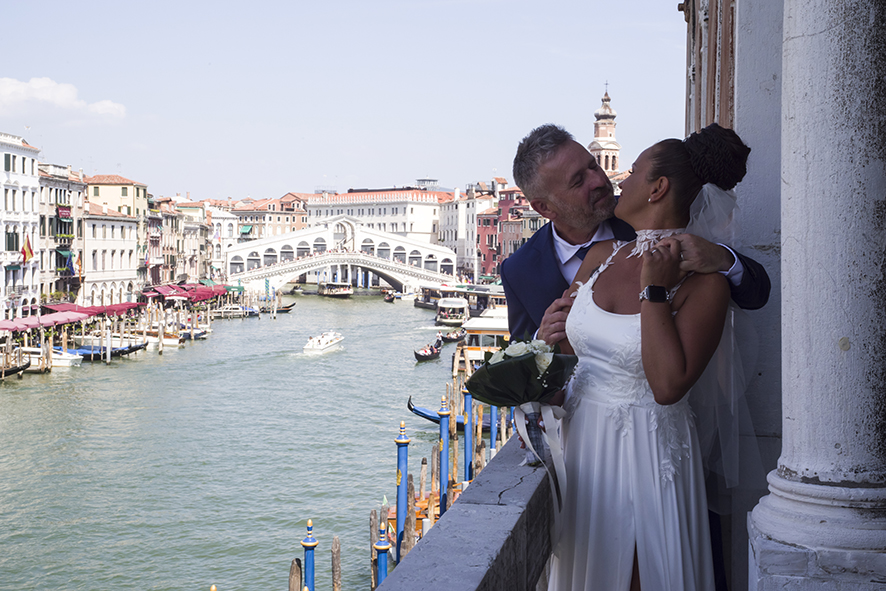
[587,85,622,174]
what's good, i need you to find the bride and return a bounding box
[549,123,751,590]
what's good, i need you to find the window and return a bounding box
[39,216,46,237]
[121,187,128,196]
[5,231,19,251]
[92,251,97,270]
[92,224,97,238]
[77,220,82,238]
[102,225,106,238]
[3,154,9,171]
[93,187,99,197]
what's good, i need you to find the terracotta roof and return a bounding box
[479,207,499,216]
[176,202,204,208]
[86,174,146,186]
[493,177,508,185]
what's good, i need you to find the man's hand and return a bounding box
[659,234,735,274]
[537,290,574,345]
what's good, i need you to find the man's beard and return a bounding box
[554,187,615,232]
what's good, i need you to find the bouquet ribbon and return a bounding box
[514,400,568,545]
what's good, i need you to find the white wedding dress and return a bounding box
[549,242,715,591]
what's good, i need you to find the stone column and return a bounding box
[748,1,886,588]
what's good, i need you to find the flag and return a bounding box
[76,253,82,278]
[65,253,75,275]
[20,235,33,263]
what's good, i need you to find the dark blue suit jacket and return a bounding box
[500,219,770,339]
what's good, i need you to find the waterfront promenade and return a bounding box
[0,295,457,590]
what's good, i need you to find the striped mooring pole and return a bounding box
[395,420,410,563]
[437,395,450,516]
[463,389,473,482]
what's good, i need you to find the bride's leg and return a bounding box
[630,546,641,591]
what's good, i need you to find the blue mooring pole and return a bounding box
[490,405,499,453]
[395,420,410,563]
[463,389,473,482]
[301,519,319,591]
[437,395,450,515]
[374,524,391,583]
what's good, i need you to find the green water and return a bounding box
[0,295,454,590]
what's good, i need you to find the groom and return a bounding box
[501,124,770,344]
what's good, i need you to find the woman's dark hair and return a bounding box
[647,123,751,212]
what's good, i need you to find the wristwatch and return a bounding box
[639,285,670,303]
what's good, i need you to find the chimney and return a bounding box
[102,204,108,214]
[78,168,84,181]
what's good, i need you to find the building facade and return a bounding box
[305,187,451,245]
[37,163,87,301]
[80,204,138,305]
[0,132,41,318]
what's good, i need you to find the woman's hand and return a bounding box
[640,239,684,289]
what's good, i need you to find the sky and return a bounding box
[1,0,688,201]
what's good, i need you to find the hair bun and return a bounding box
[683,123,751,190]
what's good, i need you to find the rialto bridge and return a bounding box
[225,216,459,292]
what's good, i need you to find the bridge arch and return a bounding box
[408,250,421,267]
[247,251,261,271]
[441,258,454,275]
[281,245,294,261]
[361,238,375,255]
[378,242,391,259]
[393,246,406,263]
[230,255,244,274]
[313,237,327,252]
[424,253,438,272]
[297,241,311,257]
[264,248,277,266]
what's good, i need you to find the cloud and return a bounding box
[0,77,126,118]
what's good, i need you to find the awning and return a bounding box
[225,285,245,293]
[239,225,253,234]
[5,265,20,271]
[199,279,217,286]
[56,249,72,257]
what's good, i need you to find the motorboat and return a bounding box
[20,346,82,369]
[303,331,344,353]
[435,297,469,326]
[210,305,259,319]
[318,282,353,298]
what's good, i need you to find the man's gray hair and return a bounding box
[512,124,574,201]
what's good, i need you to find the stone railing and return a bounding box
[378,437,552,591]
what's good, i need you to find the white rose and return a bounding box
[504,341,530,357]
[535,352,554,373]
[488,350,506,365]
[529,339,552,354]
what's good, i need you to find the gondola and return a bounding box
[407,396,491,432]
[0,357,31,379]
[413,345,440,361]
[59,345,130,362]
[259,302,296,314]
[441,328,467,343]
[384,293,395,303]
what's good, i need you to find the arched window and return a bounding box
[227,223,234,238]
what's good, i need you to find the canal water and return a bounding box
[0,294,457,590]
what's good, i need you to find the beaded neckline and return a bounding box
[627,228,685,258]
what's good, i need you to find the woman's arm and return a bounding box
[639,244,730,405]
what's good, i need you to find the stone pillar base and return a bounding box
[748,471,886,590]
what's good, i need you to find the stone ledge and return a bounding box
[378,437,553,591]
